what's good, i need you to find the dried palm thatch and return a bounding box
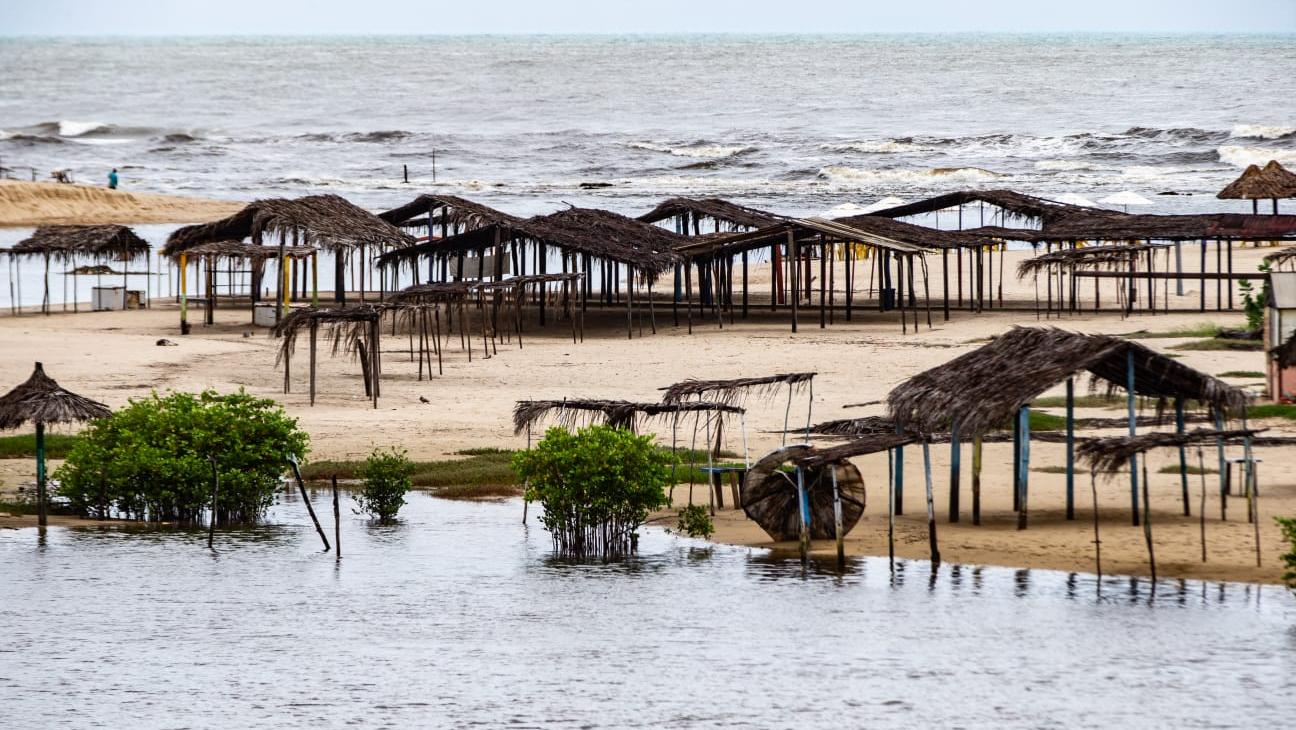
[386,281,473,304]
[888,327,1248,435]
[808,416,898,438]
[379,194,522,229]
[1263,246,1296,270]
[1077,429,1262,474]
[741,445,867,540]
[793,433,916,469]
[161,239,316,261]
[0,362,111,429]
[1272,332,1296,369]
[660,372,816,406]
[866,189,1097,225]
[1016,243,1168,278]
[832,213,995,250]
[1218,161,1296,200]
[166,194,414,254]
[10,225,149,262]
[376,207,685,276]
[637,197,785,231]
[512,398,743,435]
[272,304,386,365]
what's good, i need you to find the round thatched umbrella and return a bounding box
[741,445,866,541]
[0,362,111,525]
[1217,160,1296,214]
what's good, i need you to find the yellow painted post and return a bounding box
[179,253,188,334]
[281,255,290,311]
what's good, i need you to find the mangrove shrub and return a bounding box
[1278,516,1296,592]
[355,446,414,523]
[676,504,715,539]
[512,425,670,559]
[56,390,308,524]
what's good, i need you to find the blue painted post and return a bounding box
[1213,407,1227,521]
[1127,349,1140,527]
[949,421,961,523]
[1175,397,1189,516]
[923,440,940,564]
[894,423,905,516]
[1017,405,1031,530]
[1012,411,1021,512]
[1065,378,1075,520]
[796,466,810,564]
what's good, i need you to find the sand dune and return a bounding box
[0,180,243,226]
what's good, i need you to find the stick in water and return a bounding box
[288,455,330,551]
[207,455,219,549]
[332,474,341,560]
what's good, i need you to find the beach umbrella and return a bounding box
[1217,160,1296,214]
[740,445,866,541]
[0,362,111,525]
[1098,190,1153,214]
[821,202,871,219]
[859,196,909,215]
[1049,192,1098,208]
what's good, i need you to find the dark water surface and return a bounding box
[2,492,1293,728]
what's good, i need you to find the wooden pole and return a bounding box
[1197,446,1208,563]
[796,466,810,564]
[332,475,341,560]
[1066,378,1076,520]
[971,434,982,526]
[288,456,330,551]
[887,447,895,570]
[207,455,219,548]
[179,253,188,334]
[1175,398,1189,516]
[1127,349,1140,526]
[923,440,940,565]
[830,464,845,568]
[948,421,960,523]
[1091,471,1102,579]
[35,421,47,527]
[1017,405,1030,530]
[789,231,799,333]
[1141,456,1156,584]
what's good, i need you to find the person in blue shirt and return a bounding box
[108,168,119,189]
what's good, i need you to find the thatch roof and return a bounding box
[272,304,387,364]
[161,239,317,261]
[1016,243,1169,278]
[377,207,685,276]
[512,398,743,435]
[1218,161,1296,200]
[379,194,522,229]
[674,218,932,260]
[0,362,111,429]
[866,190,1097,225]
[1077,429,1262,473]
[831,214,995,250]
[166,194,414,254]
[888,327,1248,435]
[660,372,816,405]
[808,416,898,438]
[740,445,867,540]
[637,197,785,231]
[9,225,149,262]
[792,433,916,469]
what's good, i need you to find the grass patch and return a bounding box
[0,497,35,515]
[0,432,80,459]
[1032,393,1127,409]
[1157,464,1217,475]
[1245,404,1296,421]
[1168,338,1263,352]
[1026,412,1067,431]
[1031,465,1071,474]
[1124,323,1227,339]
[1217,370,1265,378]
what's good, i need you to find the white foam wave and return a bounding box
[1035,159,1103,171]
[821,140,933,154]
[818,165,1003,183]
[1230,124,1295,140]
[58,120,111,137]
[1217,145,1296,168]
[628,141,751,159]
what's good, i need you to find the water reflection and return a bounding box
[0,493,1290,729]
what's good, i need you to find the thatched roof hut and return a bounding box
[379,194,522,230]
[866,189,1098,226]
[1217,161,1296,202]
[512,398,743,435]
[165,194,414,254]
[1016,243,1169,278]
[160,239,316,261]
[637,197,785,232]
[887,327,1248,435]
[0,362,111,430]
[9,225,150,262]
[661,372,816,405]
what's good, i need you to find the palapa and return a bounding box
[740,444,867,541]
[637,197,785,231]
[1016,243,1169,278]
[166,194,414,253]
[660,372,816,405]
[10,225,149,261]
[1217,160,1296,202]
[512,398,743,435]
[379,194,522,230]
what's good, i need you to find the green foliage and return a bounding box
[1168,338,1263,352]
[1217,370,1266,379]
[676,504,714,539]
[354,447,414,523]
[512,425,671,559]
[0,432,80,459]
[1277,517,1296,591]
[1125,323,1226,339]
[1245,404,1296,421]
[54,390,308,524]
[1239,260,1271,333]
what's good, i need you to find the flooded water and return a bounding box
[2,492,1293,728]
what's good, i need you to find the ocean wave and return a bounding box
[1034,159,1105,171]
[1230,124,1296,140]
[1217,145,1296,167]
[1122,126,1225,144]
[818,165,1003,183]
[820,139,934,154]
[628,141,753,159]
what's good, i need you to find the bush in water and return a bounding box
[512,425,670,559]
[1278,517,1296,592]
[676,504,715,539]
[56,390,308,524]
[354,446,414,523]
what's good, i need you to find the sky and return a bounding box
[2,0,1294,35]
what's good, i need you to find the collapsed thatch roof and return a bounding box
[808,416,898,438]
[637,197,785,231]
[674,217,932,260]
[166,194,414,254]
[377,207,685,276]
[0,362,112,429]
[1016,243,1169,278]
[379,194,522,229]
[1077,429,1263,473]
[271,304,387,365]
[793,434,916,469]
[888,327,1248,435]
[660,372,816,405]
[9,225,149,262]
[161,239,317,261]
[1217,161,1296,200]
[829,214,994,250]
[512,398,743,435]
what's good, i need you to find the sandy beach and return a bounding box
[0,218,1290,583]
[0,180,242,226]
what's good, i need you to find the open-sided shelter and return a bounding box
[6,225,151,314]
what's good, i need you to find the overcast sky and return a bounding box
[2,0,1294,35]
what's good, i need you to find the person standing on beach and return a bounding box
[108,168,119,189]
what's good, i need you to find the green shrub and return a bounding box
[512,425,670,559]
[676,504,714,539]
[55,390,308,524]
[1277,517,1296,592]
[0,432,81,459]
[354,446,414,523]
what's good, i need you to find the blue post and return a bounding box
[1017,405,1031,530]
[949,421,961,523]
[795,467,811,563]
[1065,378,1075,520]
[1127,349,1140,527]
[1175,397,1189,516]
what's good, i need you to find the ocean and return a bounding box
[0,34,1293,218]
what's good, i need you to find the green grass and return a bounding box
[1217,370,1266,378]
[1157,464,1217,475]
[1245,404,1296,421]
[0,433,81,459]
[1168,338,1263,352]
[0,497,35,515]
[1124,323,1228,339]
[1032,393,1128,409]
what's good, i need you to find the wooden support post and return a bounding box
[1066,378,1076,520]
[179,253,189,335]
[893,425,905,516]
[818,238,827,329]
[309,319,318,406]
[332,475,341,560]
[1176,397,1189,516]
[831,465,845,568]
[887,447,896,570]
[923,440,940,566]
[1127,349,1140,526]
[35,422,47,527]
[1142,457,1156,584]
[789,231,799,333]
[971,434,982,526]
[1214,408,1227,521]
[796,466,810,564]
[741,251,749,319]
[1017,405,1030,530]
[948,421,960,523]
[941,248,950,321]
